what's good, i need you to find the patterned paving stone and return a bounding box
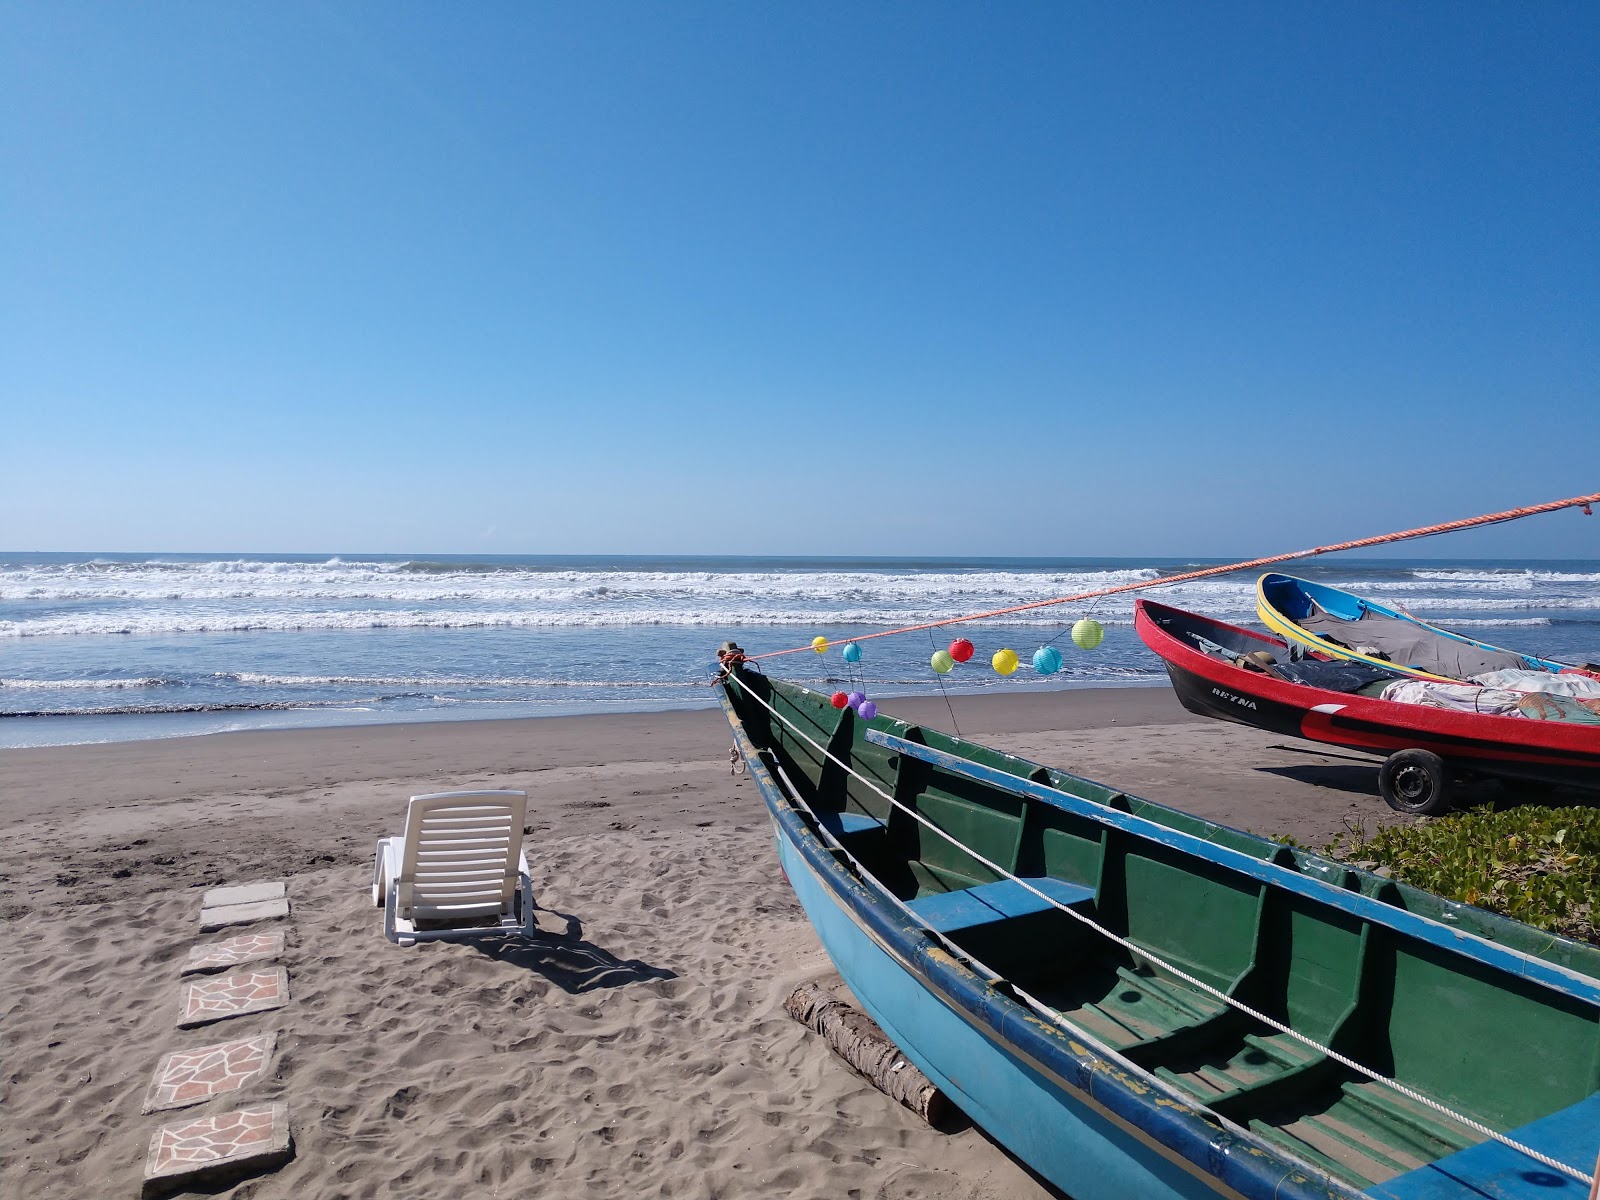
[143,1032,278,1112]
[143,1103,292,1196]
[182,932,286,976]
[199,897,289,931]
[202,881,286,908]
[177,967,289,1029]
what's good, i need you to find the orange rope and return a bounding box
[748,492,1600,661]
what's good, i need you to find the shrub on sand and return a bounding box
[1329,806,1600,947]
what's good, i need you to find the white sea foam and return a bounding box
[0,560,1162,603]
[4,558,1596,639]
[1434,617,1554,628]
[1410,568,1600,584]
[222,672,678,689]
[0,677,182,690]
[1341,595,1600,613]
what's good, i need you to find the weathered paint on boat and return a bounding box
[720,670,1600,1200]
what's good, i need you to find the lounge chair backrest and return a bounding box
[396,790,529,923]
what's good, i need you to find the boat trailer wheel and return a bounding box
[1379,749,1452,816]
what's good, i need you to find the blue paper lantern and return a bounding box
[1033,646,1062,675]
[842,642,862,663]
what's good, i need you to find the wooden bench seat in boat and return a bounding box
[905,877,1094,933]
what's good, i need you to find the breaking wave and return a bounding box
[4,553,1595,744]
[222,672,680,688]
[0,676,185,690]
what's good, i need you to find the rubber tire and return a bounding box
[1379,749,1452,816]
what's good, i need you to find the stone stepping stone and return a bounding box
[199,896,289,932]
[202,882,285,908]
[178,967,289,1029]
[143,1033,278,1113]
[143,1103,292,1197]
[183,932,286,976]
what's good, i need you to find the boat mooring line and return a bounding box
[745,491,1600,661]
[925,629,963,739]
[727,673,1598,1188]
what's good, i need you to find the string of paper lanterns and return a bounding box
[822,640,877,720]
[809,617,1104,702]
[927,618,1104,677]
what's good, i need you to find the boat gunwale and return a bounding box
[1135,598,1600,979]
[866,726,1600,1008]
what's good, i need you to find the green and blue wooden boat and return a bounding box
[720,669,1600,1200]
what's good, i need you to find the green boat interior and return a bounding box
[730,672,1600,1190]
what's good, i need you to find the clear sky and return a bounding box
[4,3,1597,559]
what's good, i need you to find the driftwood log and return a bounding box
[784,981,950,1125]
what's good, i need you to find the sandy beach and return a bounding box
[1,687,1420,1199]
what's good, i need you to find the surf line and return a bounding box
[747,492,1600,661]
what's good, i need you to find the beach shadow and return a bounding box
[965,1119,1073,1199]
[1254,762,1382,797]
[1265,742,1379,766]
[469,906,677,994]
[1257,751,1598,811]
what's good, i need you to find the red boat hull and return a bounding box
[1134,599,1600,792]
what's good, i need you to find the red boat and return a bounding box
[1133,598,1600,815]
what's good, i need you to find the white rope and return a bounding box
[728,674,1596,1188]
[756,754,1346,1184]
[766,761,1179,1084]
[767,759,1129,1058]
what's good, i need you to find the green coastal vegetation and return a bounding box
[1328,806,1600,948]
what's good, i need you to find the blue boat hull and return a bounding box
[770,815,1246,1200]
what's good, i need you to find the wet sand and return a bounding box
[0,687,1408,1199]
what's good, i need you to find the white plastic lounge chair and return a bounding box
[371,790,536,945]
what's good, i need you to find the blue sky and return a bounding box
[4,3,1597,558]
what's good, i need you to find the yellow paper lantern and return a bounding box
[992,648,1019,676]
[812,636,830,654]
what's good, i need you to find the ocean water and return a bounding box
[2,553,1597,747]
